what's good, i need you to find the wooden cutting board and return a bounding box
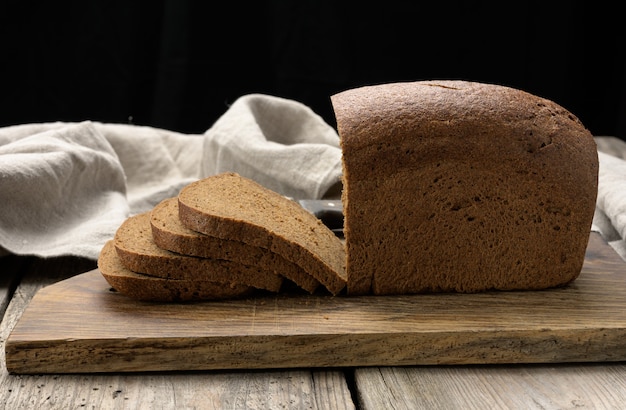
[5,232,626,374]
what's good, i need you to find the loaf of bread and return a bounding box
[177,172,347,295]
[113,211,284,292]
[99,240,254,302]
[150,197,320,293]
[331,80,599,295]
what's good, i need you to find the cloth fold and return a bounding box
[0,122,128,258]
[593,151,626,260]
[0,94,342,260]
[203,94,342,200]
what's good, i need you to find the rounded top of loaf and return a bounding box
[332,80,598,194]
[332,80,599,295]
[332,80,593,153]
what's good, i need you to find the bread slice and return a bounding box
[177,173,347,295]
[113,211,283,292]
[332,80,599,295]
[150,197,320,293]
[99,240,254,302]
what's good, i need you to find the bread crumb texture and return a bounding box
[332,80,599,295]
[178,172,347,295]
[98,240,254,302]
[150,197,320,293]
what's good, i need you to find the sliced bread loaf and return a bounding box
[150,197,320,293]
[113,211,284,292]
[332,80,599,295]
[177,172,347,295]
[99,240,254,302]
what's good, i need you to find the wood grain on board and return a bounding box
[5,233,626,374]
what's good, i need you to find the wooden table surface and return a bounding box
[1,136,625,409]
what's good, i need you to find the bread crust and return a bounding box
[177,172,347,295]
[99,241,254,302]
[332,80,599,295]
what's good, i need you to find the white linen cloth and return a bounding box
[0,94,342,260]
[593,150,626,260]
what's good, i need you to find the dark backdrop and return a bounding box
[1,1,624,139]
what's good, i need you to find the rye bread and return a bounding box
[332,80,599,295]
[113,211,283,292]
[99,240,254,302]
[150,197,320,293]
[177,172,347,295]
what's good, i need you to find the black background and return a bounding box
[1,1,624,139]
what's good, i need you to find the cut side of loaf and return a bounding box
[332,80,599,295]
[113,211,284,292]
[177,172,347,295]
[150,197,320,294]
[99,240,254,302]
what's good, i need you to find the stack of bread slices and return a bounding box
[98,172,347,302]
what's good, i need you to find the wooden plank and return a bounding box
[354,364,626,410]
[5,232,626,374]
[0,256,355,409]
[0,369,354,409]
